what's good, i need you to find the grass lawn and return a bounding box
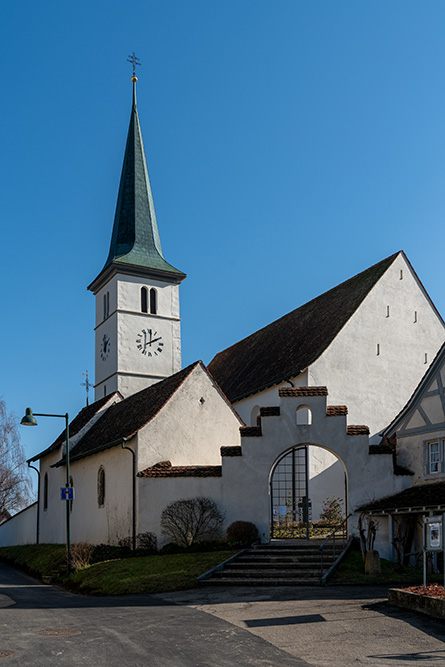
[70,551,234,595]
[331,549,436,585]
[0,544,235,595]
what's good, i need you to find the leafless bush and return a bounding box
[137,532,157,551]
[161,497,225,546]
[70,541,94,570]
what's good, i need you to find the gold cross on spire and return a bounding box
[127,51,141,81]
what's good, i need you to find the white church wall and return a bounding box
[137,364,242,470]
[310,253,445,443]
[234,370,308,425]
[138,477,225,546]
[39,449,68,544]
[0,503,37,546]
[68,444,134,545]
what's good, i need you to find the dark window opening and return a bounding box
[150,288,157,315]
[141,287,148,313]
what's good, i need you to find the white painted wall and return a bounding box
[234,370,308,425]
[137,364,242,470]
[310,254,445,442]
[94,272,181,400]
[0,503,37,546]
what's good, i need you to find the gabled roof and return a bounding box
[28,393,115,462]
[56,362,201,464]
[359,481,445,513]
[88,80,185,293]
[380,341,445,439]
[208,252,401,402]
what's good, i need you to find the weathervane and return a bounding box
[127,51,141,81]
[81,371,93,406]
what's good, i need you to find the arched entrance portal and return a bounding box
[270,445,347,539]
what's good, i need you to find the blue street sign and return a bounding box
[61,487,74,501]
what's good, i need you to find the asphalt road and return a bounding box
[0,562,306,666]
[1,562,445,666]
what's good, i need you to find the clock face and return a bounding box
[100,334,111,361]
[136,328,164,357]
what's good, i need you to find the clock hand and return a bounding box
[148,336,162,346]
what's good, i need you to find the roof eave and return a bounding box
[88,261,186,294]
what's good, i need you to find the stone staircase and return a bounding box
[200,540,342,586]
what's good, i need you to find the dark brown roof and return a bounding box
[279,386,328,397]
[208,253,400,402]
[240,426,262,437]
[138,461,222,478]
[29,393,116,462]
[347,425,370,435]
[59,362,201,464]
[260,406,280,416]
[221,446,242,457]
[359,481,445,513]
[327,406,348,416]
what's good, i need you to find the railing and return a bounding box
[319,513,352,580]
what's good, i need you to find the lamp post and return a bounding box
[21,409,71,573]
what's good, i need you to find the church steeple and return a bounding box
[89,74,185,292]
[90,67,185,401]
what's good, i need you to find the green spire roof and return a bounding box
[99,82,185,281]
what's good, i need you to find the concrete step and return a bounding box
[228,561,327,570]
[213,568,321,579]
[238,555,335,564]
[200,577,322,586]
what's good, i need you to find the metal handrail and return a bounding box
[319,513,352,579]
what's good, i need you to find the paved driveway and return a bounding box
[1,561,445,666]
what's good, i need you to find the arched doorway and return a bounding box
[269,445,347,539]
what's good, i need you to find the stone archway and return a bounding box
[269,443,347,540]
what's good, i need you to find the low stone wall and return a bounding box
[388,588,445,620]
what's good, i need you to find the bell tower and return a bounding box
[88,67,186,400]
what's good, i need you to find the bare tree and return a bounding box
[0,400,33,518]
[161,497,225,546]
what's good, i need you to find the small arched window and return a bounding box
[150,288,157,315]
[43,472,48,511]
[141,287,148,313]
[296,405,312,426]
[251,405,261,426]
[98,467,105,507]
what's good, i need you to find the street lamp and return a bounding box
[21,408,71,573]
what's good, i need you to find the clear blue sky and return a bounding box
[2,1,445,464]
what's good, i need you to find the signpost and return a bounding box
[423,515,444,587]
[61,487,75,501]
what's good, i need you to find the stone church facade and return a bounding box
[2,76,445,558]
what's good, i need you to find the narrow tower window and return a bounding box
[150,288,157,315]
[43,472,48,511]
[141,287,148,313]
[425,353,428,364]
[400,270,403,280]
[98,467,105,507]
[386,305,390,318]
[377,343,380,356]
[103,292,110,319]
[414,311,417,323]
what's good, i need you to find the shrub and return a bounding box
[319,496,344,526]
[70,541,94,570]
[137,532,157,552]
[160,497,225,547]
[226,521,258,546]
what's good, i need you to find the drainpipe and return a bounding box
[121,440,136,551]
[27,461,40,545]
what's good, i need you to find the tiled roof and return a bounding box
[29,393,115,462]
[369,444,393,455]
[279,387,328,397]
[347,425,370,435]
[359,481,445,512]
[60,362,200,464]
[327,406,348,416]
[138,461,222,478]
[240,426,262,437]
[260,406,280,416]
[221,446,242,457]
[208,253,400,402]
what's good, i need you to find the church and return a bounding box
[2,74,445,560]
